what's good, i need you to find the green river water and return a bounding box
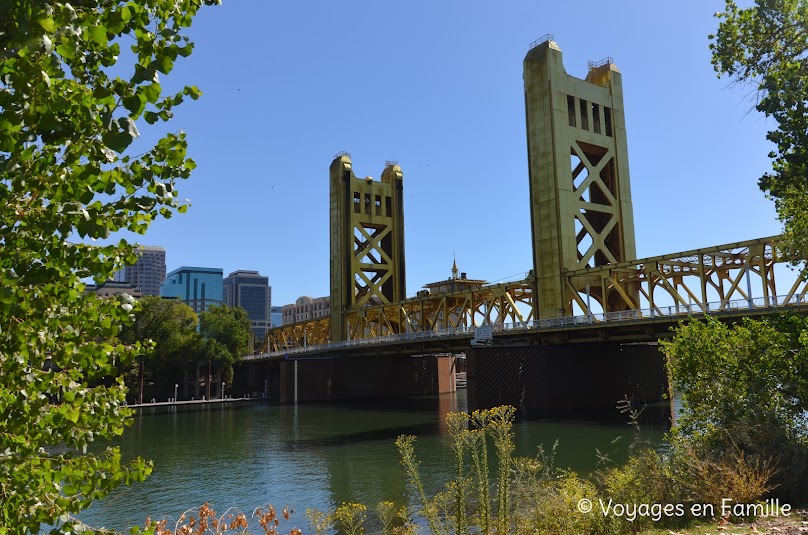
[80,391,667,532]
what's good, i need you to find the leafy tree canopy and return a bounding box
[711,0,808,262]
[0,0,217,531]
[119,296,200,403]
[199,305,251,380]
[120,296,199,362]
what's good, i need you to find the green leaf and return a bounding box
[87,24,108,46]
[103,129,133,153]
[141,82,161,103]
[64,407,79,423]
[156,54,174,74]
[123,94,145,115]
[37,17,55,33]
[56,42,75,60]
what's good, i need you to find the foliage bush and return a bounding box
[0,0,217,531]
[663,315,808,502]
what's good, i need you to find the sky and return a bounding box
[113,0,782,307]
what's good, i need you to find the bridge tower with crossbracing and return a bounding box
[524,36,639,319]
[329,154,406,343]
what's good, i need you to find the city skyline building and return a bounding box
[85,280,143,298]
[282,296,330,325]
[223,270,271,341]
[159,266,223,313]
[270,306,282,328]
[421,259,487,295]
[114,245,166,296]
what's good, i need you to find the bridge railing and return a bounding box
[245,293,807,360]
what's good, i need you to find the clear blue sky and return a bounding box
[117,1,780,307]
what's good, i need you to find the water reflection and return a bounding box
[81,391,663,532]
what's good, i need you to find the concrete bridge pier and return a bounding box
[232,360,281,399]
[467,342,668,420]
[276,354,456,403]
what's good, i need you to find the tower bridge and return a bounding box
[239,36,808,414]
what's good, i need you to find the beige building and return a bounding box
[85,280,143,298]
[421,260,487,296]
[282,296,331,325]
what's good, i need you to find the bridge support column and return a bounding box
[278,354,455,403]
[232,360,281,399]
[524,37,638,318]
[330,154,406,343]
[467,342,667,419]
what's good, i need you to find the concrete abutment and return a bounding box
[467,342,668,419]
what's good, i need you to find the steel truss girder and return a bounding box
[265,317,330,353]
[564,235,806,317]
[265,280,534,350]
[264,236,807,352]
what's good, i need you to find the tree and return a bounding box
[707,0,808,498]
[118,296,199,404]
[663,315,808,501]
[199,305,252,397]
[711,0,808,263]
[0,0,217,531]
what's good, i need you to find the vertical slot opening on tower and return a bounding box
[579,99,589,131]
[604,107,612,137]
[567,95,576,127]
[353,191,361,213]
[592,103,601,134]
[364,193,371,215]
[375,195,382,215]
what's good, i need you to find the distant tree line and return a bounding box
[117,297,252,403]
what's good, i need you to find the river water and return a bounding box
[80,391,666,532]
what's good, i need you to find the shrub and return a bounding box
[663,315,808,502]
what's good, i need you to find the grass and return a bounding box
[637,510,808,534]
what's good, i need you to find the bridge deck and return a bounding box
[247,293,808,361]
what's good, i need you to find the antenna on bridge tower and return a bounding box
[524,37,638,319]
[329,155,406,342]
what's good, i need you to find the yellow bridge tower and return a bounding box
[329,153,406,342]
[524,36,638,319]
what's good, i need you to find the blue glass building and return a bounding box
[270,306,283,328]
[159,266,223,313]
[223,270,271,341]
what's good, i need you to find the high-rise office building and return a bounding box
[159,266,223,313]
[223,270,271,341]
[114,245,166,296]
[270,306,283,328]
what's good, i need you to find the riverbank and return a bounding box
[127,396,264,414]
[639,510,808,534]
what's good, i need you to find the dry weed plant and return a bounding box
[683,447,779,508]
[136,503,301,535]
[134,405,781,535]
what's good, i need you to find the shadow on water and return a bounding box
[279,421,443,450]
[80,391,669,533]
